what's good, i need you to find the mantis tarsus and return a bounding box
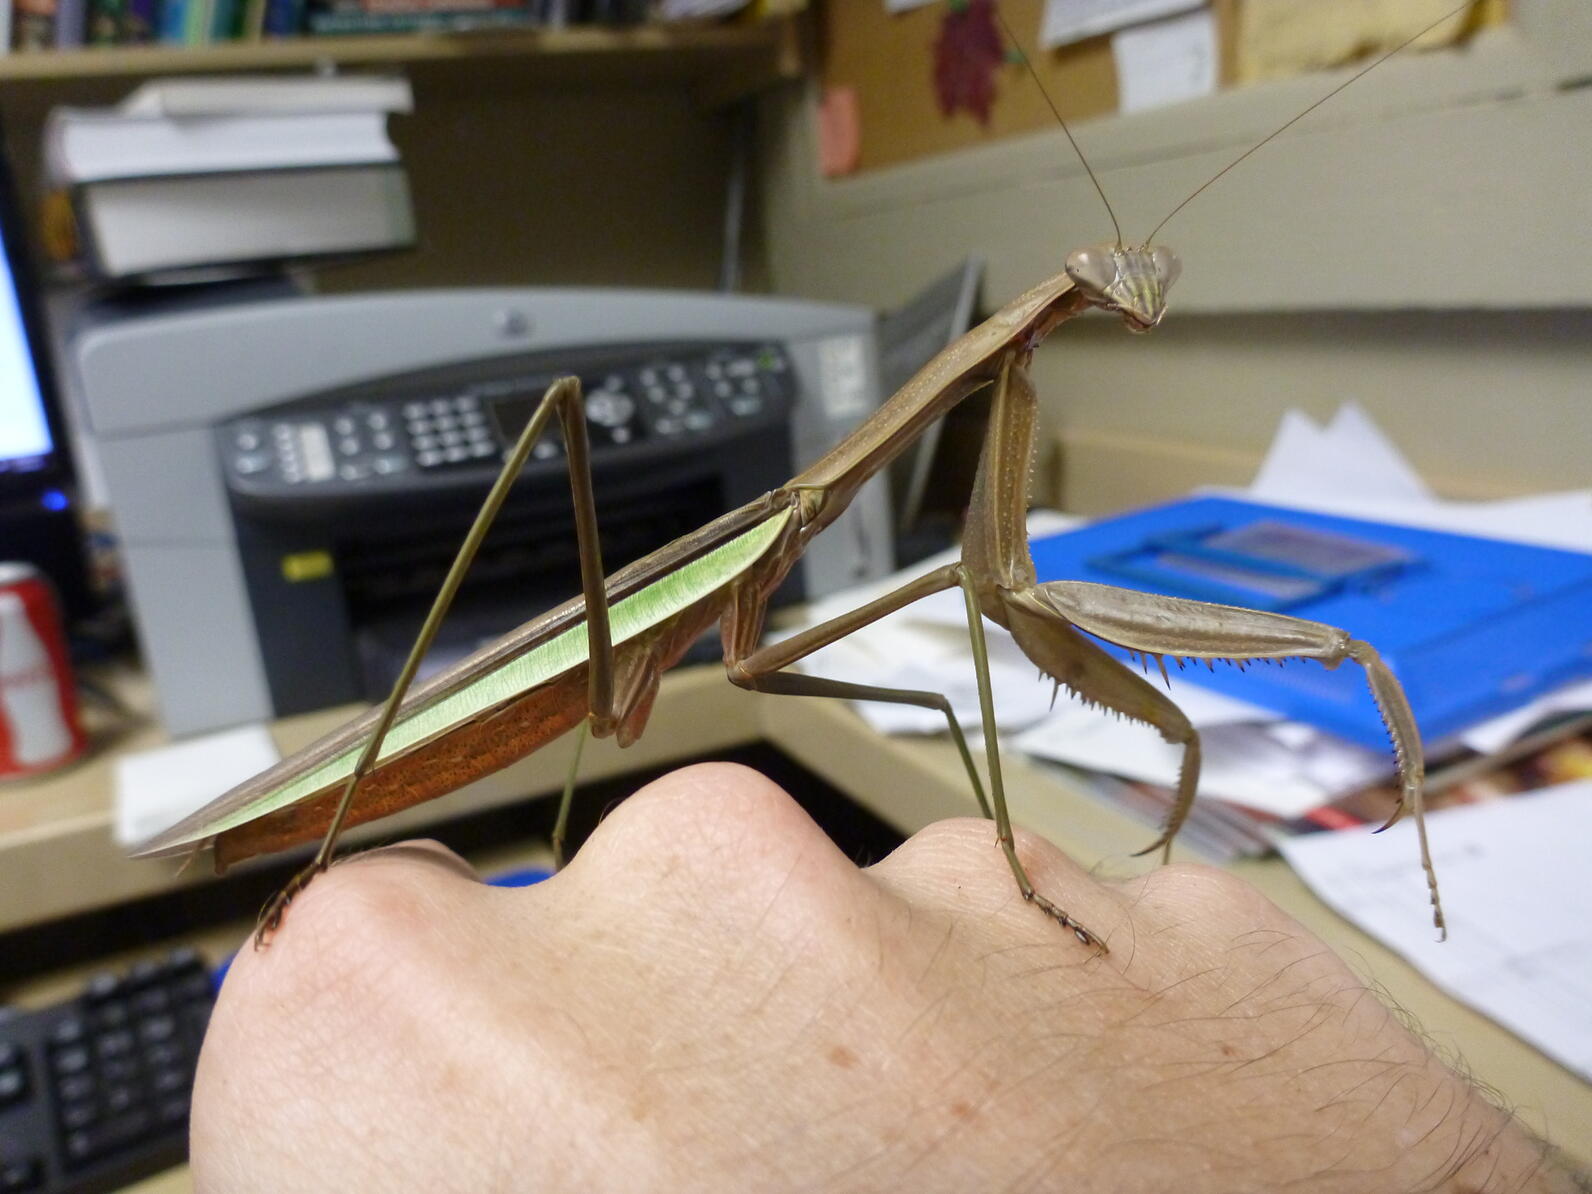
[135,5,1479,950]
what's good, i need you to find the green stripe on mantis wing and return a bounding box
[185,511,792,844]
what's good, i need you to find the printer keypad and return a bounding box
[224,345,792,489]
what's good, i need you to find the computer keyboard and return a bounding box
[0,948,215,1194]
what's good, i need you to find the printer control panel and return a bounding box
[221,342,794,498]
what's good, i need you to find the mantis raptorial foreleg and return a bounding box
[1030,581,1441,938]
[255,376,616,943]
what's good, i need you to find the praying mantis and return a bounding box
[134,6,1476,950]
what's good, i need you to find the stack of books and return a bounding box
[4,0,656,45]
[41,74,415,282]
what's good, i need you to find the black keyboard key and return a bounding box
[47,1017,85,1047]
[94,1030,135,1061]
[0,1157,43,1193]
[150,1066,188,1097]
[82,973,120,1001]
[102,1083,138,1117]
[99,1057,139,1087]
[91,1003,129,1031]
[132,988,170,1017]
[128,962,163,990]
[59,1098,98,1131]
[0,1058,27,1107]
[50,1044,90,1077]
[56,1071,95,1102]
[137,1014,177,1045]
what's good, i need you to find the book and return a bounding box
[13,0,60,48]
[157,0,190,42]
[53,0,87,46]
[117,74,412,116]
[56,163,416,280]
[86,0,124,44]
[46,108,402,184]
[123,0,159,41]
[261,0,307,34]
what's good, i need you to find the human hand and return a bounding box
[192,763,1576,1193]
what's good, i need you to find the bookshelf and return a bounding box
[0,17,802,109]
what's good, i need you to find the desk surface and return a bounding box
[3,662,1589,1183]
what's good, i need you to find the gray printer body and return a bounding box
[75,289,892,737]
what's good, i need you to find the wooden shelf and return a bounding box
[0,17,802,106]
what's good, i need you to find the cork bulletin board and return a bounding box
[816,0,1503,175]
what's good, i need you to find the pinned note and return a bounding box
[1041,0,1202,48]
[1111,8,1219,113]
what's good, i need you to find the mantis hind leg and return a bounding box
[256,376,616,945]
[724,562,992,821]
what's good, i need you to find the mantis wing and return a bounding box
[133,510,793,860]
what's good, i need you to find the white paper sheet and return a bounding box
[1040,0,1201,47]
[1110,9,1219,113]
[1280,782,1592,1083]
[113,724,281,848]
[1249,402,1433,505]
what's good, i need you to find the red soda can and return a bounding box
[0,561,87,779]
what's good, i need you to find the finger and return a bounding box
[865,818,1128,945]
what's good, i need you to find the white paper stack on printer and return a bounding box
[788,403,1592,826]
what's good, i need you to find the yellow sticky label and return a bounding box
[281,551,333,583]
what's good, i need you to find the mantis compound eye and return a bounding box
[1063,244,1119,301]
[1150,245,1182,291]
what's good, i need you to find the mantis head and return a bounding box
[1065,244,1180,333]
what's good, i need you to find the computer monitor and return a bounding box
[0,122,91,619]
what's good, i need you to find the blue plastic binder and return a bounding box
[1029,497,1592,750]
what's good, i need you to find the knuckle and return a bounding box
[583,762,827,876]
[876,818,1085,902]
[572,763,857,927]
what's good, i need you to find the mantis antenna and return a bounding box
[1145,0,1477,242]
[993,5,1124,250]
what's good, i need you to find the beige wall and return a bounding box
[757,10,1592,513]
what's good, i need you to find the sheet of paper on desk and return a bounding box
[113,724,280,848]
[1280,781,1592,1084]
[1239,402,1592,552]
